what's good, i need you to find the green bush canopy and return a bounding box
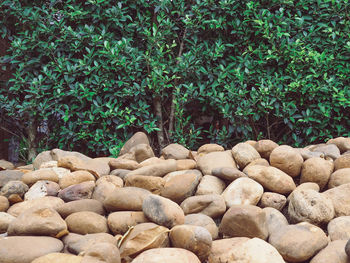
[1,0,349,160]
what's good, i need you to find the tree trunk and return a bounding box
[154,97,166,151]
[26,121,37,162]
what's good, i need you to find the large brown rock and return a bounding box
[33,151,53,170]
[170,225,212,261]
[327,216,350,241]
[254,139,279,159]
[231,142,260,169]
[22,168,59,185]
[180,194,226,218]
[259,192,287,211]
[103,187,151,212]
[222,177,263,208]
[300,157,334,190]
[0,236,63,263]
[327,137,350,153]
[65,211,108,234]
[268,222,328,263]
[0,170,23,188]
[127,159,177,177]
[288,189,334,225]
[125,174,165,195]
[119,132,150,156]
[176,159,196,170]
[211,167,246,181]
[51,148,91,162]
[244,165,296,194]
[96,175,123,187]
[185,213,219,240]
[219,205,268,240]
[310,240,348,263]
[161,171,201,203]
[0,196,9,212]
[323,183,350,216]
[92,181,118,203]
[7,196,64,217]
[334,154,350,170]
[0,159,14,170]
[131,248,201,263]
[161,143,189,160]
[270,145,304,177]
[7,207,68,238]
[208,237,249,263]
[142,194,185,228]
[56,199,105,218]
[67,233,117,255]
[109,158,140,170]
[197,144,224,154]
[59,171,95,189]
[310,143,341,159]
[24,180,60,200]
[128,143,155,163]
[195,175,226,195]
[0,180,28,199]
[119,222,169,259]
[80,242,121,263]
[108,211,149,235]
[209,237,284,263]
[328,168,350,188]
[0,212,15,233]
[58,181,95,202]
[197,151,236,175]
[31,253,83,263]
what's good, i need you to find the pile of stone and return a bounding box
[1,132,350,263]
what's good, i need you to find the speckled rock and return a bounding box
[327,216,350,241]
[323,183,350,216]
[195,175,226,196]
[58,181,95,202]
[180,194,226,218]
[24,180,60,200]
[67,233,117,255]
[259,192,287,211]
[211,167,246,181]
[125,175,165,195]
[0,180,28,200]
[59,170,95,189]
[185,213,219,240]
[231,142,260,169]
[300,157,334,190]
[131,248,201,263]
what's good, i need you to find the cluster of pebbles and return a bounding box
[1,132,350,263]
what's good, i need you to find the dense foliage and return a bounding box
[1,0,349,160]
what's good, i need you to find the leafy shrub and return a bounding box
[1,0,349,160]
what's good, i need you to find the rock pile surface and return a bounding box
[1,133,350,262]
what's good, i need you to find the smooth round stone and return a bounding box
[270,145,304,177]
[170,225,212,262]
[0,196,9,211]
[119,132,150,156]
[222,177,263,208]
[310,240,348,263]
[259,192,287,211]
[185,213,219,240]
[180,194,226,218]
[109,158,140,170]
[219,205,268,240]
[131,248,201,263]
[268,222,328,263]
[327,216,350,241]
[65,211,108,234]
[110,169,131,179]
[7,196,64,217]
[128,143,155,163]
[56,199,105,218]
[197,144,224,154]
[58,181,95,202]
[176,159,197,170]
[211,167,246,181]
[59,170,95,189]
[310,143,341,160]
[125,174,165,195]
[0,170,24,188]
[327,137,350,153]
[0,180,28,200]
[263,207,288,236]
[328,168,350,188]
[161,172,202,203]
[107,211,149,235]
[103,187,151,212]
[195,175,226,196]
[288,189,334,226]
[32,253,82,263]
[0,212,16,233]
[80,242,121,263]
[254,139,279,159]
[0,159,14,170]
[287,182,320,201]
[0,236,64,263]
[92,181,118,203]
[197,151,236,175]
[7,207,68,238]
[244,165,296,194]
[323,183,350,216]
[300,157,334,190]
[67,233,117,255]
[161,143,189,160]
[127,159,177,178]
[208,237,249,263]
[334,154,350,170]
[22,168,59,185]
[231,142,260,169]
[24,180,60,200]
[142,194,185,228]
[33,151,53,170]
[95,175,123,187]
